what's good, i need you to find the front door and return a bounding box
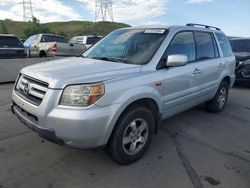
[161,31,199,118]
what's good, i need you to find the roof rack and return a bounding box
[186,23,221,31]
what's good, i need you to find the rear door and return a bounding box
[192,31,221,97]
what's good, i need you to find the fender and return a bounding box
[98,85,162,145]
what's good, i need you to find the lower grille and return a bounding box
[15,75,49,106]
[13,103,38,123]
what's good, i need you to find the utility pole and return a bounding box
[95,0,114,22]
[23,0,33,22]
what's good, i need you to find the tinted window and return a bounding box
[215,33,233,57]
[166,32,195,62]
[86,37,102,45]
[0,36,23,48]
[195,32,215,60]
[230,39,250,53]
[41,35,66,43]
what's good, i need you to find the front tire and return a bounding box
[206,81,229,113]
[107,105,155,165]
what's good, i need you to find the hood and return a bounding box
[233,52,250,62]
[21,57,142,89]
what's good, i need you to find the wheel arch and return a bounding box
[222,76,231,86]
[105,97,161,146]
[39,50,47,57]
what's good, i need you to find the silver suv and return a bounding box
[11,24,236,164]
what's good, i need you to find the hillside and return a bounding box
[0,19,130,39]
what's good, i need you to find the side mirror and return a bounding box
[166,54,188,67]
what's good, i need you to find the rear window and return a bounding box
[86,37,102,45]
[195,32,216,60]
[215,33,233,57]
[230,39,250,53]
[0,36,23,48]
[41,35,66,43]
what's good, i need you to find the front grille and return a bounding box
[15,75,49,106]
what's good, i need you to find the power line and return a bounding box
[95,0,114,22]
[23,0,33,22]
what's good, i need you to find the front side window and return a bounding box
[166,31,195,62]
[84,29,167,65]
[195,32,215,60]
[215,33,233,57]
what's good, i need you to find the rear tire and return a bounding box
[39,51,47,58]
[206,81,229,113]
[106,105,155,165]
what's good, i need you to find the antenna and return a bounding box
[23,0,33,22]
[95,0,114,22]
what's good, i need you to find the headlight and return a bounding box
[239,60,250,66]
[60,83,104,107]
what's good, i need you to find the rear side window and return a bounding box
[166,32,195,62]
[0,36,23,48]
[215,33,233,57]
[194,32,215,60]
[41,35,66,43]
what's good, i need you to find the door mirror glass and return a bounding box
[166,54,188,67]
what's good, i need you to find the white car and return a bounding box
[69,35,103,49]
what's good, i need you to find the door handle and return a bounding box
[193,68,201,74]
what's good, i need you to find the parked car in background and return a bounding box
[11,24,235,164]
[24,34,86,58]
[0,34,26,59]
[229,38,250,85]
[69,35,103,49]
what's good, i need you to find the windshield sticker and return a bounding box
[144,29,165,34]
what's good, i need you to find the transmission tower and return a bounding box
[23,0,33,22]
[95,0,114,22]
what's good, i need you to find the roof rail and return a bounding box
[186,23,221,31]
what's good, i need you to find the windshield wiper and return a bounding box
[91,56,131,64]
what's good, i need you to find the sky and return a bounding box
[0,0,249,37]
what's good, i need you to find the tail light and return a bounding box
[51,43,57,52]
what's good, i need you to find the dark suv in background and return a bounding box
[0,34,26,59]
[230,38,250,85]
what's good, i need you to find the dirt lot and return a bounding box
[0,84,250,188]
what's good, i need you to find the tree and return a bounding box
[32,16,39,24]
[58,31,66,37]
[23,18,52,38]
[1,23,8,34]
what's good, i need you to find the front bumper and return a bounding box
[235,66,250,85]
[11,103,64,145]
[11,88,120,149]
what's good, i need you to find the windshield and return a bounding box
[0,36,23,48]
[24,35,39,47]
[83,29,167,65]
[230,39,250,53]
